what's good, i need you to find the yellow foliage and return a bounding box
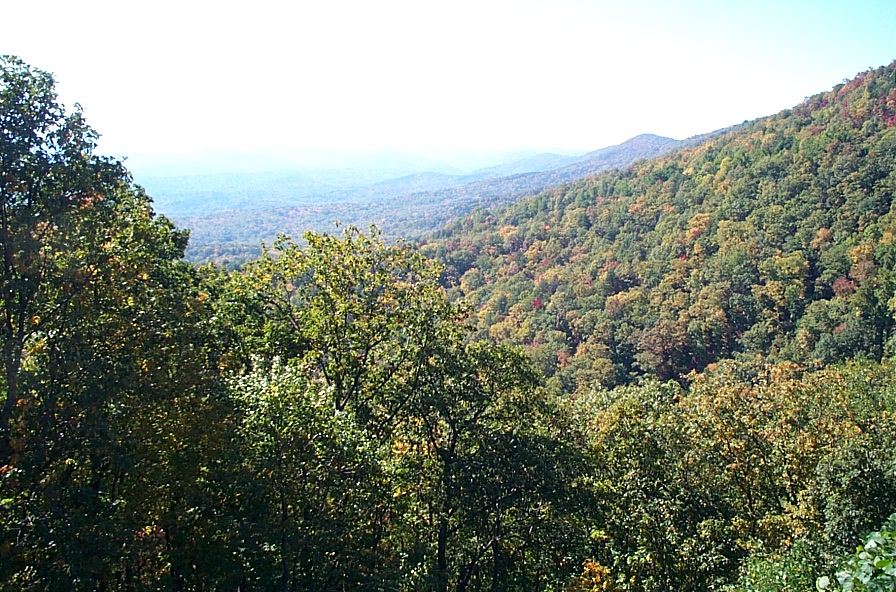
[627,195,647,216]
[849,243,874,264]
[567,559,615,592]
[498,225,518,240]
[810,227,833,249]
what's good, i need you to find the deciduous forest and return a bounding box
[1,56,895,591]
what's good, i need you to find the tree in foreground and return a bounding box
[818,513,896,592]
[223,227,591,591]
[0,56,239,590]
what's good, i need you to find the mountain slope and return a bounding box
[181,133,703,264]
[420,63,896,394]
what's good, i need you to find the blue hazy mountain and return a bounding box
[131,147,584,218]
[140,133,721,265]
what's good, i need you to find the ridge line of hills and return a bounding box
[140,130,730,264]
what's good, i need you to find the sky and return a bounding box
[2,0,895,160]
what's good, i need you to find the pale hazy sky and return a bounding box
[3,0,894,157]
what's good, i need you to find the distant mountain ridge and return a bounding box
[403,133,722,210]
[459,152,583,181]
[172,132,725,264]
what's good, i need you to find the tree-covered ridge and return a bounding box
[422,62,896,393]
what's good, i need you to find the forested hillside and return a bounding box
[423,63,896,394]
[2,56,896,592]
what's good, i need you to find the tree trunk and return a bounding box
[437,517,448,592]
[0,337,21,462]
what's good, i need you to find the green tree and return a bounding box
[0,55,140,458]
[0,57,238,590]
[222,227,591,591]
[231,360,396,590]
[401,340,588,591]
[818,514,896,592]
[230,227,458,435]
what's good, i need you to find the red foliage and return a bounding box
[832,276,856,298]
